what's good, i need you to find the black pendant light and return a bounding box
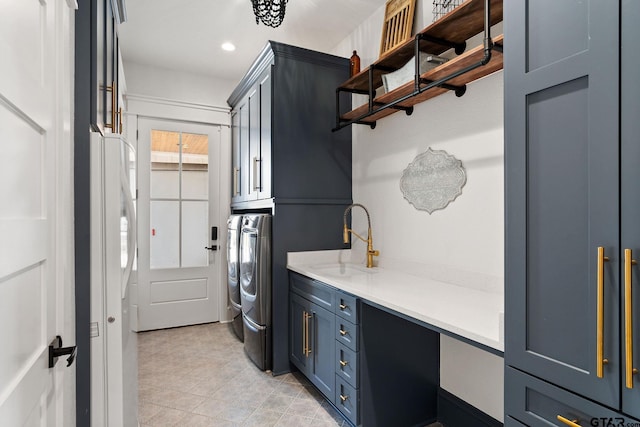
[252,0,288,28]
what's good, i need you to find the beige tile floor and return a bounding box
[138,322,347,427]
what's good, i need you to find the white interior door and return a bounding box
[0,1,75,425]
[137,118,222,331]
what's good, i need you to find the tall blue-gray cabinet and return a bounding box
[228,42,352,375]
[505,1,640,425]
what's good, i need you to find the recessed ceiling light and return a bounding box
[222,42,236,52]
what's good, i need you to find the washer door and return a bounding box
[239,224,258,318]
[227,216,242,308]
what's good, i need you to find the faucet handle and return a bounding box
[368,249,379,256]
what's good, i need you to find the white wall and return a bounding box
[332,1,505,421]
[124,61,236,108]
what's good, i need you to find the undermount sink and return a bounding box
[309,263,378,277]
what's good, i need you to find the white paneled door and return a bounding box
[136,118,222,330]
[0,0,76,426]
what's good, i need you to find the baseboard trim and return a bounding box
[438,388,503,427]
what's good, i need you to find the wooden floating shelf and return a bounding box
[339,0,503,93]
[334,0,503,130]
[341,34,504,125]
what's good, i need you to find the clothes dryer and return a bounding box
[239,214,272,370]
[226,215,243,341]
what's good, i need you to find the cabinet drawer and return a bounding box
[506,367,639,426]
[336,317,358,352]
[336,342,358,388]
[289,272,334,312]
[336,375,359,426]
[335,291,358,323]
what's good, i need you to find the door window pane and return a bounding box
[182,201,209,268]
[182,132,208,199]
[150,201,179,269]
[150,130,180,199]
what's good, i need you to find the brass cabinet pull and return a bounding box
[557,415,581,427]
[104,81,118,132]
[339,394,349,402]
[118,107,123,134]
[233,168,239,196]
[252,157,261,191]
[597,246,610,378]
[339,303,347,310]
[339,329,347,336]
[339,359,348,367]
[625,249,639,388]
[302,311,307,356]
[304,312,312,356]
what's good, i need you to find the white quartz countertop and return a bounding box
[287,251,504,353]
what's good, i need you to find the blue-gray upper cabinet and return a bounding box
[621,0,640,416]
[230,72,269,204]
[227,41,352,208]
[505,0,640,420]
[89,0,122,134]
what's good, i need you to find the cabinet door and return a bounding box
[504,0,620,407]
[238,98,250,202]
[247,87,260,201]
[257,71,271,200]
[309,303,335,398]
[621,0,640,419]
[95,0,105,131]
[104,3,115,131]
[231,110,242,203]
[289,293,311,374]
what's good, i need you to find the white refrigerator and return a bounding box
[90,131,138,427]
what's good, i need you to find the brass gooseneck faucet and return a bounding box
[343,203,379,268]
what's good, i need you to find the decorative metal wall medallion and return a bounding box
[400,148,466,214]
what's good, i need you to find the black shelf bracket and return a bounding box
[419,78,467,97]
[416,33,467,55]
[332,0,495,132]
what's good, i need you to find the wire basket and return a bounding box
[432,0,463,22]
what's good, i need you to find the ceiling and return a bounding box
[118,0,387,83]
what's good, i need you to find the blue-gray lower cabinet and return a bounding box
[504,0,640,423]
[289,291,335,398]
[289,272,360,425]
[506,367,639,427]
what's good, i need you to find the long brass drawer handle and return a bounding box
[339,394,349,402]
[597,246,610,378]
[557,415,581,427]
[339,359,348,367]
[339,329,347,336]
[306,312,313,356]
[302,311,307,357]
[625,249,639,389]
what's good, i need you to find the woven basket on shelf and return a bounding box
[432,0,463,22]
